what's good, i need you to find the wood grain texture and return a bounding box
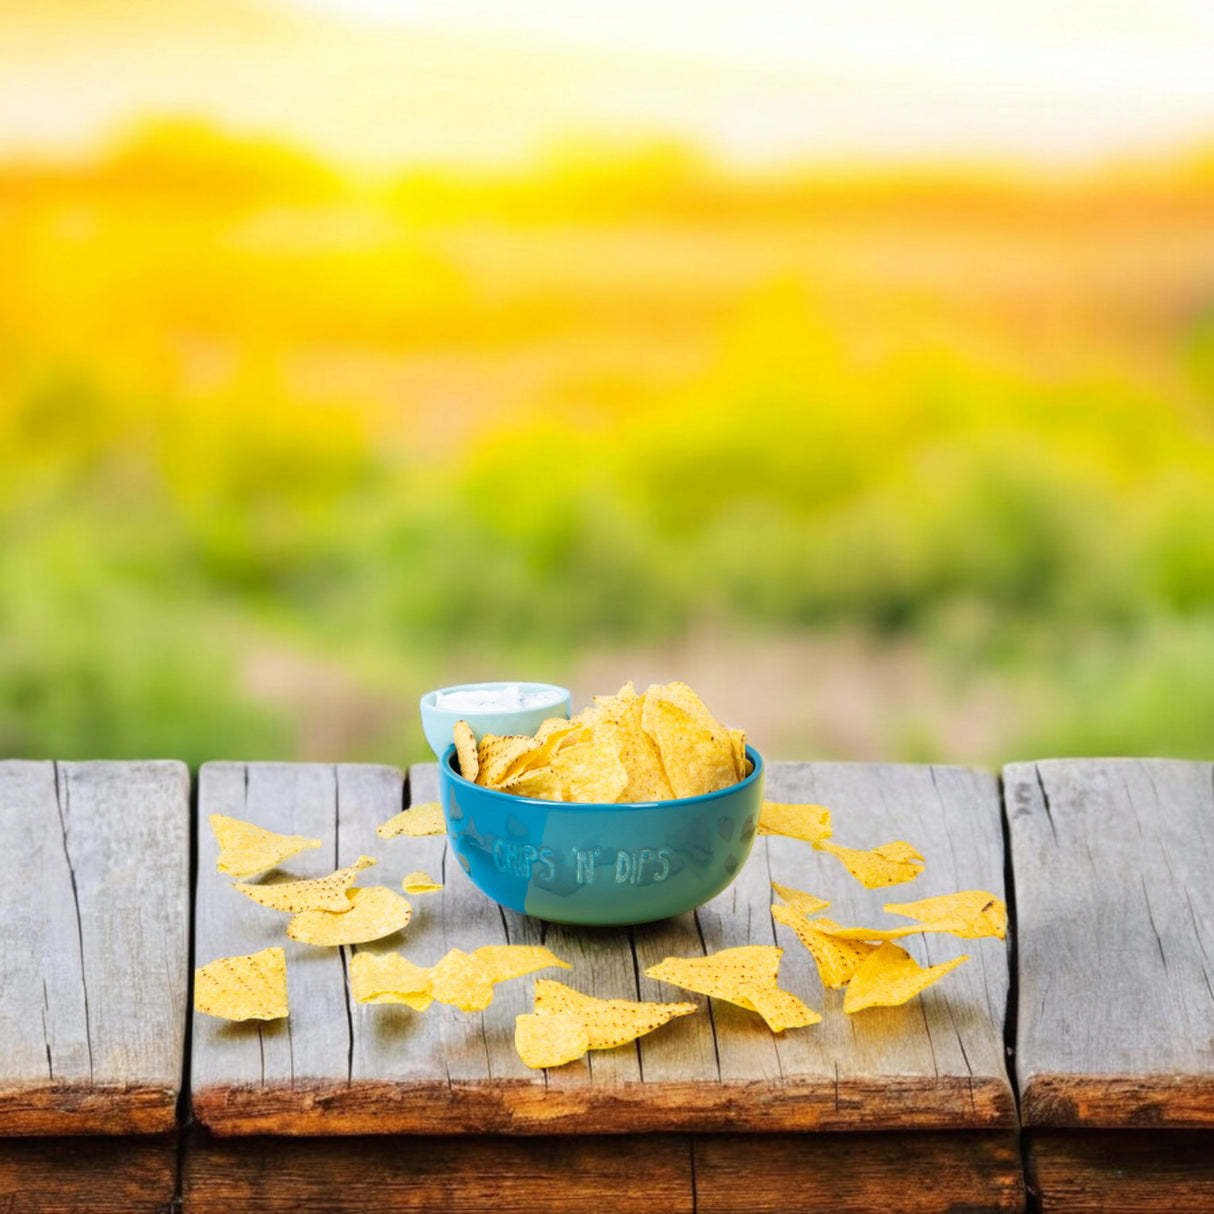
[0,761,190,1135]
[1028,1131,1214,1212]
[1006,758,1214,1128]
[193,761,1013,1135]
[0,1137,177,1213]
[694,1131,1025,1214]
[182,1133,694,1214]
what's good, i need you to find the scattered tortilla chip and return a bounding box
[842,941,968,1013]
[453,719,479,782]
[232,855,377,913]
[772,905,877,987]
[758,802,833,842]
[645,945,818,1032]
[515,1012,590,1069]
[286,886,412,945]
[402,870,443,895]
[349,951,433,1010]
[194,946,288,1021]
[210,814,321,878]
[377,802,446,838]
[816,839,925,888]
[883,890,1008,940]
[533,979,697,1050]
[429,945,570,1010]
[472,945,570,984]
[771,882,831,916]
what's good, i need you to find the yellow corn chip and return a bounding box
[515,1011,590,1069]
[286,886,412,945]
[232,855,377,913]
[377,802,446,839]
[194,946,288,1021]
[757,802,833,842]
[427,944,569,1011]
[501,766,565,801]
[349,950,433,1009]
[883,890,1008,940]
[745,985,823,1031]
[477,735,538,788]
[402,870,443,895]
[428,948,495,1011]
[471,945,570,984]
[772,905,877,987]
[535,716,578,744]
[615,697,675,802]
[210,814,321,878]
[815,839,925,888]
[641,699,735,799]
[843,942,968,1013]
[533,979,697,1050]
[645,945,817,1032]
[453,719,479,782]
[771,882,831,916]
[553,722,629,803]
[729,728,749,781]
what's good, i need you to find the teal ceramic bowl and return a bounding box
[419,682,571,759]
[437,744,764,925]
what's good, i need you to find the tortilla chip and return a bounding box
[816,839,925,888]
[772,905,877,987]
[771,882,831,916]
[883,890,1008,940]
[210,814,321,878]
[641,698,735,799]
[515,1011,590,1069]
[533,979,697,1050]
[501,765,565,801]
[614,697,675,801]
[757,802,833,843]
[232,855,376,913]
[427,944,569,1011]
[401,870,443,895]
[453,719,479,782]
[194,946,288,1021]
[842,941,968,1013]
[286,886,412,945]
[728,728,749,781]
[349,950,434,1009]
[477,735,538,788]
[471,945,570,984]
[377,802,446,839]
[553,722,629,803]
[645,945,818,1032]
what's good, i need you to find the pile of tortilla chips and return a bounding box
[454,681,748,803]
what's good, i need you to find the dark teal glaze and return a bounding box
[438,745,764,925]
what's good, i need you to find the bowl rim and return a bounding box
[439,742,764,812]
[420,681,572,717]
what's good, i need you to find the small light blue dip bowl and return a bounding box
[437,744,764,925]
[419,681,572,759]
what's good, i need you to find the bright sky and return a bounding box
[2,0,1213,170]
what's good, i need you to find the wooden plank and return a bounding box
[0,1137,177,1213]
[695,1131,1025,1213]
[193,761,1013,1135]
[183,1133,694,1214]
[1006,758,1214,1128]
[1028,1131,1214,1213]
[0,761,190,1135]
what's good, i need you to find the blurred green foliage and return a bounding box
[1,126,1212,764]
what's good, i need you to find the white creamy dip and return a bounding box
[434,684,563,713]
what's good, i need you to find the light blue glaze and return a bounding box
[438,745,764,925]
[419,682,571,758]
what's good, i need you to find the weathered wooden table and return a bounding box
[1,756,1210,1212]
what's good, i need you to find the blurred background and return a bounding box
[2,0,1212,768]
